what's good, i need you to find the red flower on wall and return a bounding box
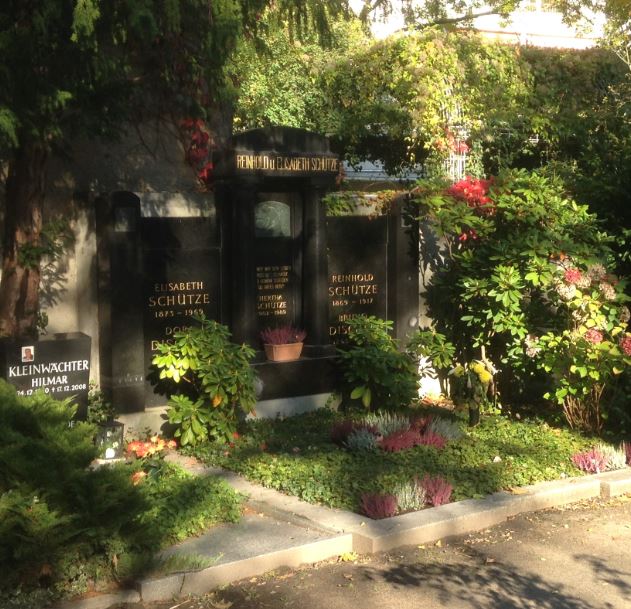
[181,118,214,190]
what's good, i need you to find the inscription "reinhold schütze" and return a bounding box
[236,154,339,173]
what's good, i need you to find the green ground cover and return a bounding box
[189,408,594,512]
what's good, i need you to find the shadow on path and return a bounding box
[360,556,616,609]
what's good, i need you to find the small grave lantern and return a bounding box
[95,420,125,460]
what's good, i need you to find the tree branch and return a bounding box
[411,9,503,30]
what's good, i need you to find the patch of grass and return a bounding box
[189,409,594,512]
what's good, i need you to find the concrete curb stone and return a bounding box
[595,469,631,499]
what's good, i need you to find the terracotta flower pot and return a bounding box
[263,342,303,362]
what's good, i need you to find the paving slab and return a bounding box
[161,512,347,565]
[138,511,353,603]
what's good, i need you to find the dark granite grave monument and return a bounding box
[327,203,419,345]
[0,332,91,417]
[98,127,419,415]
[97,191,220,411]
[215,127,340,401]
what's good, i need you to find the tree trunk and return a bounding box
[0,141,48,339]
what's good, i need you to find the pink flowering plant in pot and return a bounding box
[260,325,307,362]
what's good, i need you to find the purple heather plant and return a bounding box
[331,420,379,447]
[330,420,356,447]
[360,492,398,519]
[420,474,453,506]
[416,430,447,450]
[379,429,421,453]
[260,325,306,345]
[571,448,610,474]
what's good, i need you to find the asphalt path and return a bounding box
[124,495,631,609]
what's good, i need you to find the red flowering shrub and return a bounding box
[447,176,494,215]
[380,429,421,453]
[571,448,609,473]
[420,475,453,506]
[360,492,398,519]
[564,268,583,284]
[181,118,214,189]
[416,430,447,450]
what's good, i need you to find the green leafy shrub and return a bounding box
[413,169,630,432]
[407,329,456,393]
[86,382,116,425]
[152,315,257,444]
[337,316,418,411]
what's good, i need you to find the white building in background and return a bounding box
[352,0,605,48]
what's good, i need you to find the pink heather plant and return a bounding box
[571,448,609,474]
[420,475,453,507]
[416,430,447,450]
[260,325,306,345]
[360,492,398,519]
[380,429,421,453]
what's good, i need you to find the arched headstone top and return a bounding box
[216,126,339,180]
[231,127,332,154]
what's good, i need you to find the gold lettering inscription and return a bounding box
[236,154,339,173]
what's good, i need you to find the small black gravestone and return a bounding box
[0,332,91,418]
[327,216,389,344]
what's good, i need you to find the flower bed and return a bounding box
[189,408,601,514]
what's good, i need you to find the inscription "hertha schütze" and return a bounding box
[236,154,339,173]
